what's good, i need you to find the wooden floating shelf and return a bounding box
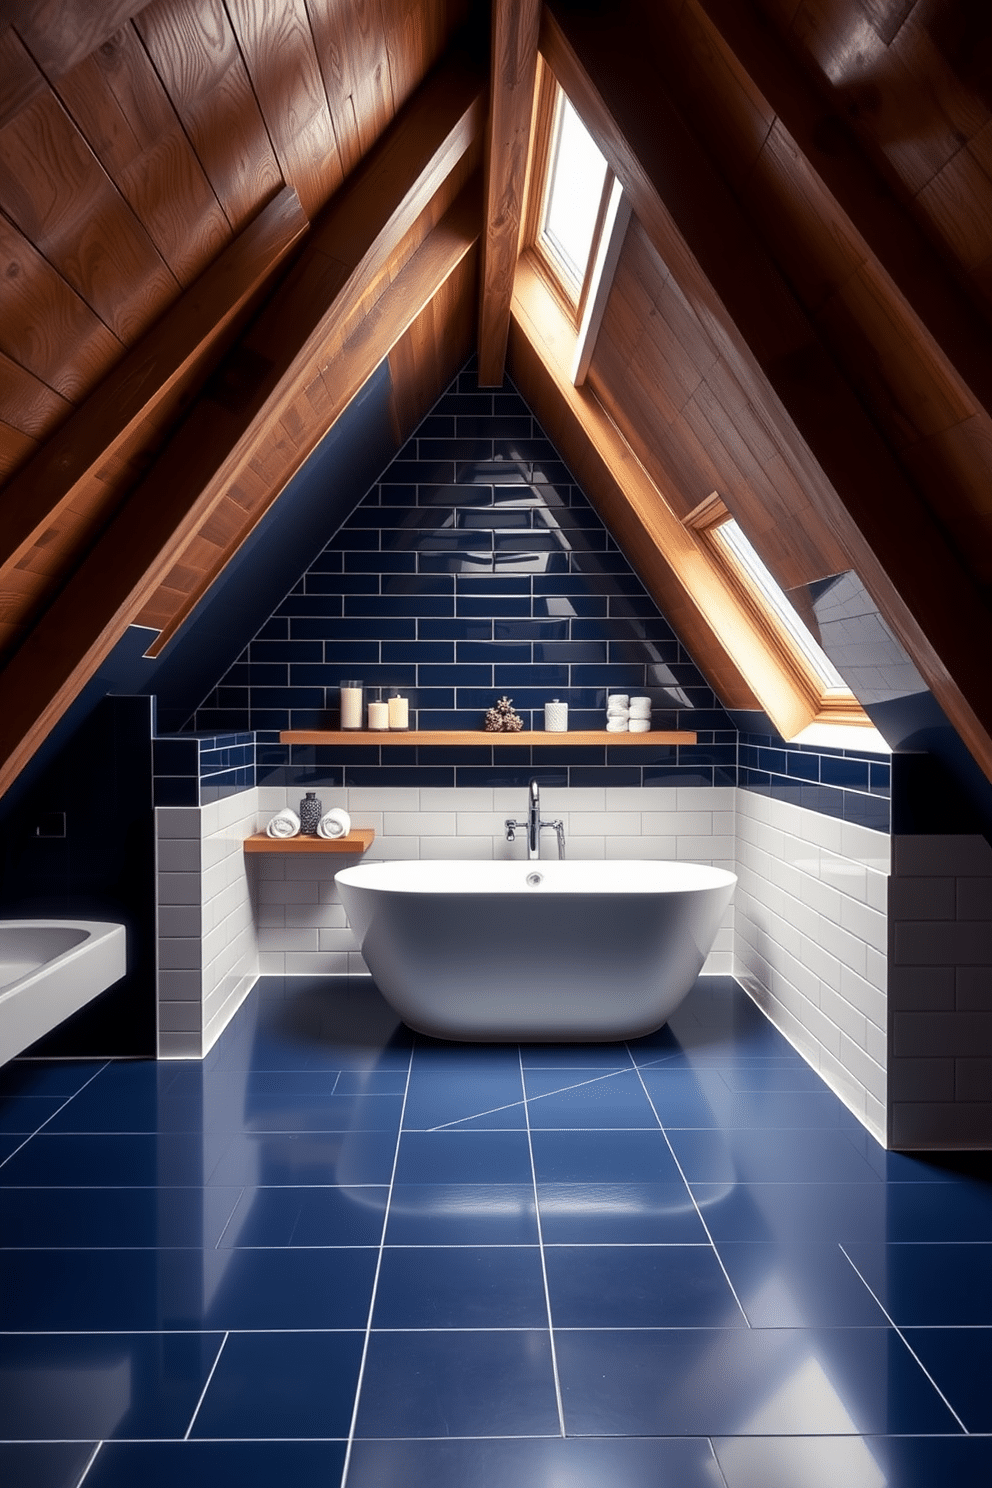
[244,828,376,854]
[280,730,697,746]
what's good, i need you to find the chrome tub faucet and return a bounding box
[505,778,566,860]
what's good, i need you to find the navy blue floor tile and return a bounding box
[0,1134,22,1164]
[0,1186,240,1248]
[43,1063,196,1134]
[403,1067,526,1130]
[714,1242,890,1327]
[0,1443,96,1488]
[902,1328,992,1432]
[0,1097,66,1134]
[843,1242,992,1325]
[524,1069,660,1128]
[520,1046,634,1069]
[555,1327,962,1436]
[0,1332,223,1440]
[633,1068,727,1126]
[0,1060,105,1100]
[346,1435,724,1488]
[355,1329,560,1437]
[373,1245,547,1328]
[712,1064,835,1093]
[219,1184,389,1246]
[190,1331,363,1439]
[334,1069,408,1094]
[86,1440,348,1488]
[537,1181,707,1244]
[393,1130,532,1184]
[237,1092,404,1133]
[545,1244,745,1328]
[667,1127,883,1185]
[385,1183,539,1244]
[209,1129,397,1185]
[713,1435,992,1488]
[0,1246,377,1331]
[0,1133,224,1187]
[530,1130,682,1183]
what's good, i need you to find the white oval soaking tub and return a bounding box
[0,920,127,1065]
[335,859,736,1042]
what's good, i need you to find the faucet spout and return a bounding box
[527,778,541,860]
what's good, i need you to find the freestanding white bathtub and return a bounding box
[0,920,127,1065]
[335,860,736,1042]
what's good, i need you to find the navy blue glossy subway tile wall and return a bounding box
[738,732,890,832]
[191,367,736,791]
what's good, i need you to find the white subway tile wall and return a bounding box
[734,790,890,1143]
[888,833,992,1148]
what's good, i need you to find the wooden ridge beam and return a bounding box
[541,3,992,785]
[0,187,308,584]
[510,253,818,736]
[0,50,486,800]
[478,0,541,386]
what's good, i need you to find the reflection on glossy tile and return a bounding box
[0,1333,223,1440]
[537,1181,707,1244]
[219,1184,388,1247]
[355,1330,560,1438]
[843,1242,992,1325]
[190,1332,363,1439]
[545,1244,745,1328]
[393,1130,532,1184]
[384,1182,539,1244]
[346,1435,724,1488]
[0,1443,96,1488]
[901,1328,992,1432]
[373,1245,547,1328]
[556,1328,960,1436]
[714,1242,889,1327]
[530,1130,683,1183]
[713,1434,992,1488]
[0,1186,240,1249]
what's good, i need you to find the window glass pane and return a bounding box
[714,520,848,691]
[542,93,608,288]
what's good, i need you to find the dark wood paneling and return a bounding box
[133,0,283,233]
[7,0,146,82]
[55,23,231,287]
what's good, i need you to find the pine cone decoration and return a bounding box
[484,695,524,732]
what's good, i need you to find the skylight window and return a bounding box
[711,519,848,693]
[538,88,610,300]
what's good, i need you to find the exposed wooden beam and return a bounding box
[0,188,308,589]
[478,0,540,386]
[542,3,992,785]
[511,253,817,737]
[0,50,486,800]
[148,184,481,656]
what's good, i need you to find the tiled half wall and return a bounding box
[155,783,899,1147]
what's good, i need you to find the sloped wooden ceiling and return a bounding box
[0,0,991,800]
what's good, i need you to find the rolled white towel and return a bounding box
[266,808,301,838]
[628,696,652,717]
[606,717,629,732]
[317,807,352,840]
[628,718,652,732]
[606,694,629,711]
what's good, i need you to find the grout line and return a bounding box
[213,1186,247,1250]
[427,1061,642,1131]
[519,1046,567,1439]
[629,1049,752,1329]
[838,1244,971,1434]
[183,1332,229,1441]
[75,1440,103,1486]
[340,1043,414,1487]
[0,1061,112,1171]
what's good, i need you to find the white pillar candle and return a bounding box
[340,681,363,730]
[367,697,389,730]
[388,692,409,729]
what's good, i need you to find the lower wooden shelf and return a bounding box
[244,829,375,854]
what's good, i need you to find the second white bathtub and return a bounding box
[335,859,736,1042]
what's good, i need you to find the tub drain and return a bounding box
[526,871,544,886]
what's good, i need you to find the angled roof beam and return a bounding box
[0,48,486,800]
[0,187,308,602]
[478,0,541,386]
[511,252,820,738]
[542,3,992,785]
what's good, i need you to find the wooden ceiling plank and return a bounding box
[0,187,308,584]
[0,350,73,443]
[0,58,484,795]
[7,0,146,82]
[543,1,992,785]
[133,0,284,235]
[224,0,344,220]
[0,420,38,483]
[0,26,46,131]
[511,254,815,735]
[478,0,540,386]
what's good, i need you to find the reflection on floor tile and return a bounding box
[2,973,988,1487]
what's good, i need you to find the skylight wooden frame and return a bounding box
[524,61,614,326]
[685,493,873,730]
